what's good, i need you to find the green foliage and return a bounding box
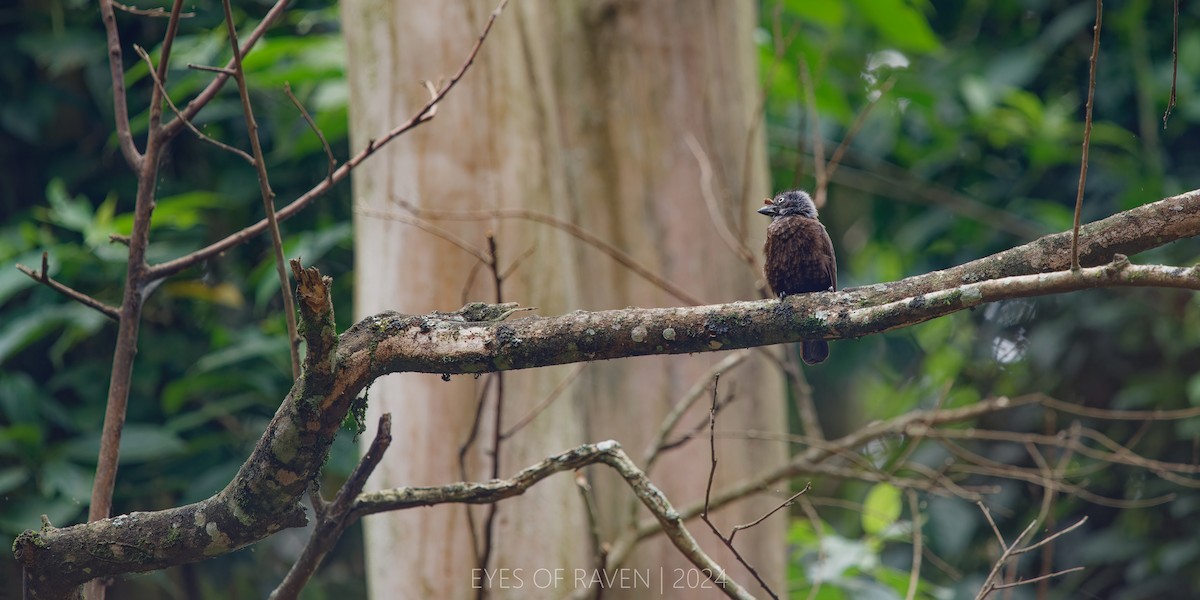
[763,0,1200,597]
[860,483,902,536]
[788,486,942,600]
[5,0,1200,597]
[1,0,359,595]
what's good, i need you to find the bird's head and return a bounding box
[757,190,818,220]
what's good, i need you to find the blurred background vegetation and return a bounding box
[2,0,1199,598]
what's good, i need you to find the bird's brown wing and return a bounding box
[763,216,836,296]
[822,222,836,292]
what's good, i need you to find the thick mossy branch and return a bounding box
[15,264,348,599]
[352,441,756,600]
[844,188,1200,305]
[291,258,337,382]
[14,191,1200,598]
[338,259,1197,379]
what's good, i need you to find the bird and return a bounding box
[758,189,836,364]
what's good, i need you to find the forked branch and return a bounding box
[220,0,300,377]
[146,0,512,281]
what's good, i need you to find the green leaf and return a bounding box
[164,393,261,431]
[0,372,44,424]
[812,534,877,580]
[42,179,93,234]
[63,425,187,465]
[0,466,30,496]
[1186,373,1200,406]
[182,460,243,504]
[0,304,107,365]
[0,424,44,457]
[40,458,94,501]
[16,31,104,76]
[85,193,119,249]
[193,331,290,374]
[111,191,226,235]
[252,223,351,308]
[853,0,941,53]
[0,495,84,536]
[861,483,902,535]
[162,280,246,309]
[1029,200,1076,232]
[782,0,846,28]
[0,250,53,306]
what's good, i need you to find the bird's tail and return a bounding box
[801,340,829,365]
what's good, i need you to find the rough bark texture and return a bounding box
[844,188,1200,305]
[14,195,1199,598]
[14,264,338,600]
[343,1,781,598]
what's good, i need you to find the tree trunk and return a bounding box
[344,1,784,598]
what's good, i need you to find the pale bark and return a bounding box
[343,1,782,597]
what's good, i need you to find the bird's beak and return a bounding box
[757,205,777,217]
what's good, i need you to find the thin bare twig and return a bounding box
[736,5,802,245]
[642,351,751,471]
[186,63,237,76]
[353,442,756,600]
[974,515,1088,599]
[97,0,143,170]
[133,44,255,165]
[1041,421,1077,592]
[148,0,511,281]
[15,252,119,320]
[498,242,536,281]
[478,233,506,599]
[701,374,781,599]
[1163,0,1179,128]
[953,460,1174,509]
[974,504,1034,597]
[269,414,394,600]
[461,259,487,306]
[220,0,300,379]
[1037,392,1200,420]
[613,397,1028,564]
[500,364,587,439]
[798,496,826,600]
[825,76,896,183]
[1070,0,1103,270]
[360,209,489,263]
[798,59,828,208]
[284,83,337,183]
[87,5,187,599]
[904,489,922,600]
[459,375,495,560]
[923,425,1200,479]
[783,348,824,440]
[684,133,756,267]
[753,345,822,440]
[164,0,293,141]
[658,391,736,455]
[1013,516,1088,557]
[394,202,705,306]
[112,1,194,17]
[574,471,608,600]
[703,375,721,518]
[817,160,1045,238]
[991,567,1086,591]
[728,482,810,543]
[622,352,750,540]
[148,0,186,133]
